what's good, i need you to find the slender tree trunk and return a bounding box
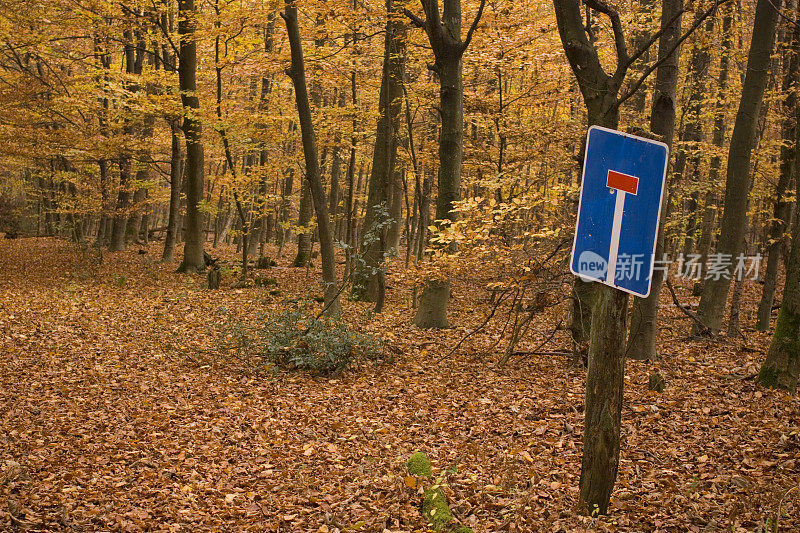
[353,0,406,302]
[758,138,800,391]
[127,31,152,246]
[283,0,341,317]
[679,8,712,256]
[127,113,154,244]
[293,179,313,267]
[696,3,734,283]
[94,158,110,248]
[213,0,251,280]
[387,166,404,251]
[327,92,345,241]
[757,0,800,330]
[162,118,184,262]
[110,157,131,251]
[343,29,359,279]
[411,0,486,328]
[277,167,294,252]
[328,141,342,234]
[110,28,138,252]
[727,237,748,337]
[694,0,782,333]
[252,15,277,259]
[93,34,112,249]
[177,0,206,272]
[626,0,683,361]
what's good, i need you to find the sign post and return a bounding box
[570,126,669,298]
[571,125,670,516]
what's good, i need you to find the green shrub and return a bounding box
[219,306,384,375]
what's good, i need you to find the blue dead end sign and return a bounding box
[570,125,669,298]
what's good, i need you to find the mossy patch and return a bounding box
[758,306,800,391]
[421,487,453,531]
[406,451,473,531]
[758,364,781,389]
[407,451,432,478]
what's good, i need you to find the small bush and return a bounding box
[220,306,384,375]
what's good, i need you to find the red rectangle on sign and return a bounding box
[607,170,639,195]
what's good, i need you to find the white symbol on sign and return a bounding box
[605,170,639,284]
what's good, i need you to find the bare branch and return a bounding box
[665,278,717,338]
[403,8,426,29]
[767,0,799,28]
[624,6,686,70]
[616,0,729,110]
[461,0,487,52]
[584,0,629,71]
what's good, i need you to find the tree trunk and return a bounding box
[354,0,406,302]
[626,0,683,361]
[694,0,782,333]
[110,157,131,252]
[553,0,649,515]
[342,19,359,277]
[293,179,313,267]
[110,29,138,252]
[177,0,206,273]
[387,167,404,251]
[127,169,149,244]
[93,158,110,248]
[678,8,712,256]
[757,0,800,330]
[580,285,628,516]
[411,0,485,328]
[758,155,800,391]
[696,3,734,287]
[283,0,341,318]
[328,142,342,235]
[277,167,294,252]
[727,238,748,337]
[252,14,277,259]
[162,118,184,262]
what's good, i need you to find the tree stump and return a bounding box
[256,256,277,269]
[648,373,666,393]
[207,267,221,290]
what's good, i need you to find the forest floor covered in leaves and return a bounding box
[1,237,798,532]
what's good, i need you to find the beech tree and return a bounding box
[283,0,342,317]
[162,118,183,262]
[627,0,683,361]
[353,0,407,303]
[405,0,487,329]
[696,1,733,276]
[176,0,206,273]
[674,7,712,259]
[553,0,639,514]
[694,0,783,333]
[554,0,723,514]
[109,26,140,253]
[758,166,800,391]
[757,0,800,331]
